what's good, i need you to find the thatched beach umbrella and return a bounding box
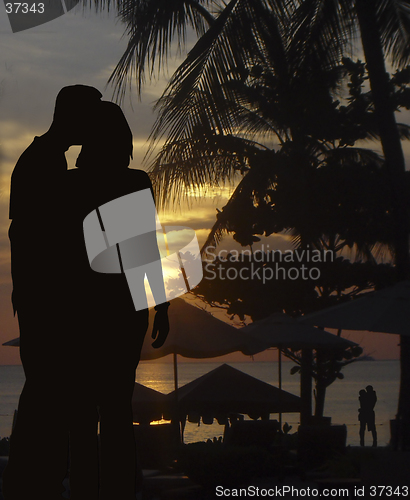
[131,382,168,424]
[166,363,301,421]
[240,313,357,424]
[141,297,265,391]
[240,313,357,348]
[300,281,410,336]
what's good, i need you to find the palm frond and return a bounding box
[376,0,410,66]
[149,0,290,145]
[321,147,385,166]
[354,240,393,262]
[200,163,274,253]
[105,0,215,99]
[397,122,410,139]
[290,0,357,72]
[149,133,270,208]
[83,0,121,12]
[151,83,289,156]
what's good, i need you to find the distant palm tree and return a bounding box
[290,0,410,275]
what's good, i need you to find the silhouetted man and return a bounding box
[3,85,102,500]
[358,385,377,447]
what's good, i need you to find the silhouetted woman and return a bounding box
[64,101,169,500]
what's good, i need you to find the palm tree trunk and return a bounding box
[399,336,410,426]
[356,0,410,430]
[355,0,410,280]
[314,349,327,418]
[314,380,326,419]
[300,349,313,425]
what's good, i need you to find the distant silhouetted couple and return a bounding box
[3,85,170,500]
[358,385,377,447]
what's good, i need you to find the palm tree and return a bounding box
[90,0,410,433]
[148,47,407,263]
[92,1,410,262]
[290,0,410,440]
[291,0,410,273]
[92,1,409,247]
[92,0,410,265]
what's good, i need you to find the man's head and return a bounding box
[51,84,102,145]
[366,385,374,392]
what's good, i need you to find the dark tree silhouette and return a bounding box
[87,0,410,433]
[194,253,394,417]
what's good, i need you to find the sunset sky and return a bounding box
[0,3,405,364]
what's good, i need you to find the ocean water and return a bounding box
[0,360,399,447]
